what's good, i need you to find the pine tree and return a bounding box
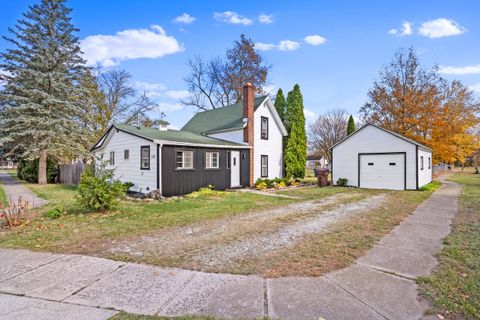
[284,84,307,178]
[0,0,88,184]
[347,115,356,135]
[274,88,286,123]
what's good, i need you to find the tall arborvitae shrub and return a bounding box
[284,84,307,178]
[347,115,356,135]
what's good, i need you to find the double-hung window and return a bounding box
[176,150,193,169]
[140,146,150,170]
[261,155,268,177]
[205,152,219,169]
[109,151,115,166]
[261,117,269,140]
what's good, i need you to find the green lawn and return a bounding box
[0,181,7,206]
[418,172,480,319]
[1,180,353,254]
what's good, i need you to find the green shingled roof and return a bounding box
[182,96,268,134]
[113,123,247,146]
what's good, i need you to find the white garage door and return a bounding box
[359,153,405,190]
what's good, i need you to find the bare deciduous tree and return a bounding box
[182,34,271,111]
[308,109,348,161]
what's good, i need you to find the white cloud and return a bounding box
[304,109,317,122]
[214,11,252,25]
[389,21,413,36]
[278,40,300,51]
[173,13,196,25]
[165,90,190,99]
[158,102,185,112]
[134,81,167,97]
[257,40,300,51]
[418,18,465,38]
[81,25,183,67]
[304,35,327,46]
[439,64,480,75]
[469,83,480,93]
[255,42,276,51]
[258,13,274,24]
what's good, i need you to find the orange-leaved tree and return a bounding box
[360,47,479,165]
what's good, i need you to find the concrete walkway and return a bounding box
[0,178,460,320]
[0,173,47,208]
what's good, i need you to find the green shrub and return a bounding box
[336,178,348,187]
[44,207,63,219]
[17,157,57,183]
[77,162,128,212]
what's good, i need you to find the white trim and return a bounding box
[152,139,251,149]
[205,151,220,169]
[261,97,288,136]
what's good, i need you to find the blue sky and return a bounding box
[1,0,479,129]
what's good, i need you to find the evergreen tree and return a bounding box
[347,115,356,135]
[284,84,307,178]
[274,88,286,123]
[0,0,88,184]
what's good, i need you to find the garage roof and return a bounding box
[331,123,432,151]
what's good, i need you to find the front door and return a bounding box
[230,151,240,187]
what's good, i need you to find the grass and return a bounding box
[0,183,301,253]
[418,171,480,319]
[109,313,218,320]
[0,181,7,206]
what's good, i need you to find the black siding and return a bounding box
[161,145,250,197]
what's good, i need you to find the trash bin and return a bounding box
[316,168,330,187]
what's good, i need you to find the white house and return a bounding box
[91,83,287,196]
[331,123,432,190]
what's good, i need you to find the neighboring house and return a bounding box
[91,83,287,196]
[331,123,432,190]
[306,155,329,168]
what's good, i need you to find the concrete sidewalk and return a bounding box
[0,178,460,320]
[0,173,47,208]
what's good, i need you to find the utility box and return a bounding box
[316,168,330,187]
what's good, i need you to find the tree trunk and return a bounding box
[38,149,47,184]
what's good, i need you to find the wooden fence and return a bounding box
[57,163,85,185]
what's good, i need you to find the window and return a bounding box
[205,151,219,169]
[176,150,193,169]
[226,151,231,169]
[368,162,374,166]
[109,151,115,165]
[261,117,269,140]
[261,155,268,177]
[389,162,396,166]
[124,149,129,160]
[420,156,424,170]
[428,157,431,169]
[140,146,150,170]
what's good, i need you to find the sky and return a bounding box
[1,0,479,129]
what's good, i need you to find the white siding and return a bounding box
[94,130,157,193]
[253,102,284,180]
[332,125,417,190]
[208,129,244,144]
[418,148,432,188]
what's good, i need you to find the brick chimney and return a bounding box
[243,82,255,187]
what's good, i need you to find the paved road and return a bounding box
[0,173,47,208]
[0,177,460,320]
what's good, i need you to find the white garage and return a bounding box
[331,123,432,190]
